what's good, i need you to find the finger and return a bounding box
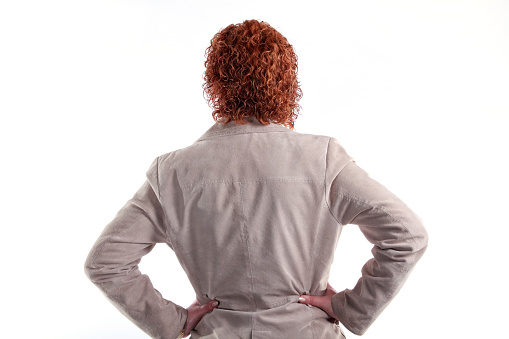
[302,295,331,314]
[298,295,319,306]
[184,300,219,337]
[202,300,219,313]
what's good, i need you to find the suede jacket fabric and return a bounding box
[84,117,428,338]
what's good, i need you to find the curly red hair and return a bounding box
[203,20,302,129]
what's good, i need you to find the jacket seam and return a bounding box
[182,177,320,191]
[238,182,257,328]
[155,156,161,199]
[154,156,172,246]
[304,304,316,339]
[198,128,290,141]
[324,138,343,226]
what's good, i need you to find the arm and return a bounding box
[83,157,187,339]
[325,138,428,335]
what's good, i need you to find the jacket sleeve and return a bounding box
[84,156,187,339]
[325,138,428,336]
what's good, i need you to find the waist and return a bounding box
[191,302,344,339]
[197,293,306,312]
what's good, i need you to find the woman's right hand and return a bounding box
[298,282,339,322]
[183,299,219,337]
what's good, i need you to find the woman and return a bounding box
[84,19,428,338]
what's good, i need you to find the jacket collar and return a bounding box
[196,116,292,141]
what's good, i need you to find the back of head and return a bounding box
[203,19,302,129]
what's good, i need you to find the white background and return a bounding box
[1,0,508,338]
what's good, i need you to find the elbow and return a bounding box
[83,245,129,286]
[84,253,95,282]
[421,226,429,249]
[403,210,428,254]
[407,218,428,263]
[414,218,429,252]
[84,247,102,284]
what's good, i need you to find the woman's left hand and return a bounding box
[298,282,339,322]
[183,299,219,337]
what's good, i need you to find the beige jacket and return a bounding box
[84,117,428,338]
